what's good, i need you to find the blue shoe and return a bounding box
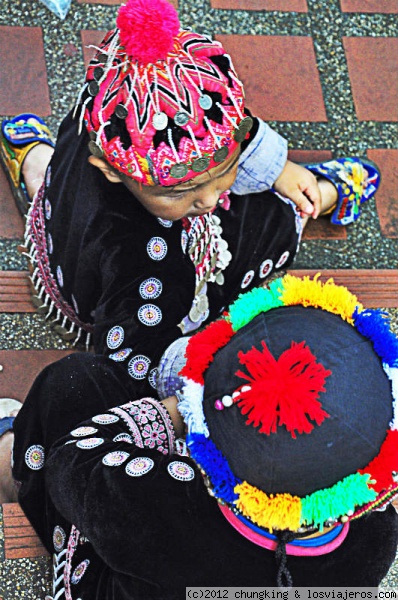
[304,157,381,226]
[0,416,15,438]
[0,399,22,438]
[0,114,54,215]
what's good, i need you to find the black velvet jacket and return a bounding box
[26,111,300,397]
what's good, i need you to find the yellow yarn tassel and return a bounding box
[235,481,301,532]
[280,274,363,324]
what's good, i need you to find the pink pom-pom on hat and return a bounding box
[116,0,180,65]
[78,0,250,186]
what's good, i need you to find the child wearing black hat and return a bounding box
[1,274,397,598]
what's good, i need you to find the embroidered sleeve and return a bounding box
[45,397,199,574]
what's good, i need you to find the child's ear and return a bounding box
[88,155,123,184]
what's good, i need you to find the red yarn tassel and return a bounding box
[360,429,398,492]
[180,319,235,384]
[234,341,331,438]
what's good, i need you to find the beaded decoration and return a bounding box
[178,274,398,533]
[75,0,251,186]
[179,212,232,332]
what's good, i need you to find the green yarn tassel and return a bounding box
[228,279,284,331]
[301,473,377,530]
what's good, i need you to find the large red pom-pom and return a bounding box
[234,341,331,438]
[116,0,180,64]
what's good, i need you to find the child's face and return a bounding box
[121,147,240,221]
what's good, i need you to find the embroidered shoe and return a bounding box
[0,114,54,215]
[305,157,381,226]
[0,398,22,439]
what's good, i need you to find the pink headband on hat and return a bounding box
[77,0,252,186]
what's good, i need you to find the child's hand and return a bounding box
[273,160,321,219]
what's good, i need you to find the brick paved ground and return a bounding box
[0,0,397,597]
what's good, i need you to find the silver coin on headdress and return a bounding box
[88,81,100,97]
[213,146,228,163]
[88,140,104,157]
[93,66,104,81]
[152,112,168,131]
[170,163,189,179]
[234,116,254,142]
[192,157,210,173]
[174,111,190,127]
[199,94,213,110]
[115,104,128,119]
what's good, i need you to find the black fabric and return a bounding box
[42,111,298,398]
[203,306,393,495]
[12,353,398,598]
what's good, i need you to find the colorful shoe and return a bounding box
[304,157,381,226]
[0,398,22,439]
[0,114,54,215]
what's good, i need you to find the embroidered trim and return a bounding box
[25,444,45,470]
[259,259,273,279]
[113,432,134,444]
[92,414,119,425]
[125,456,154,477]
[106,325,124,349]
[71,426,98,437]
[109,347,133,362]
[139,277,163,300]
[167,460,195,481]
[137,303,162,326]
[23,184,93,349]
[76,437,104,449]
[128,354,151,379]
[53,525,67,552]
[71,559,90,585]
[147,236,168,261]
[110,398,175,455]
[102,450,130,466]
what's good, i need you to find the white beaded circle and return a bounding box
[125,456,154,477]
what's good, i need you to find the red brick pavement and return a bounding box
[215,34,327,122]
[340,0,398,13]
[343,37,398,122]
[0,26,51,116]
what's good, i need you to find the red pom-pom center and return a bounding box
[234,340,331,438]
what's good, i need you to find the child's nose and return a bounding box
[193,189,219,212]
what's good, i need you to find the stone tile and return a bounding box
[288,149,347,240]
[215,35,327,122]
[80,30,107,69]
[343,37,398,122]
[0,27,51,116]
[0,169,24,239]
[367,149,398,239]
[0,350,75,402]
[210,0,307,11]
[340,0,398,13]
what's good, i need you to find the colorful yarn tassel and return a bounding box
[280,274,362,324]
[235,482,301,532]
[301,473,376,530]
[235,340,331,437]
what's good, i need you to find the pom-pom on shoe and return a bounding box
[0,114,54,215]
[305,157,381,226]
